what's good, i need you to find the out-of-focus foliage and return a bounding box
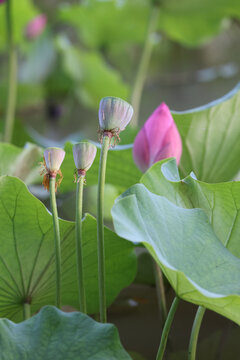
[56,36,129,108]
[0,118,34,146]
[158,0,240,46]
[0,0,38,48]
[1,0,240,118]
[58,0,150,49]
[0,142,42,184]
[19,32,56,83]
[59,0,240,48]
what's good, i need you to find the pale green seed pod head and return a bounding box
[98,97,134,132]
[73,142,97,171]
[44,147,65,172]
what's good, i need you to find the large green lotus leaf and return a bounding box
[0,176,136,322]
[60,142,141,193]
[173,83,240,182]
[0,0,39,49]
[141,158,240,258]
[0,142,42,185]
[112,183,240,325]
[0,305,131,360]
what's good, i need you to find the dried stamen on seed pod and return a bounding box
[40,155,64,192]
[73,169,87,184]
[97,128,120,147]
[78,169,86,177]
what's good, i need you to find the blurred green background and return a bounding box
[1,0,240,147]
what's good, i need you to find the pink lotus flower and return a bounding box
[25,14,47,39]
[0,0,6,4]
[133,103,182,172]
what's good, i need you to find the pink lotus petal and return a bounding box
[0,0,6,4]
[133,103,182,172]
[25,14,47,39]
[132,125,149,173]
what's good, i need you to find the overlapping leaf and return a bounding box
[0,306,131,360]
[112,159,240,324]
[174,83,240,182]
[141,158,240,257]
[0,176,136,322]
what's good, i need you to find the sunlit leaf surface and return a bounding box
[0,176,136,322]
[112,159,240,324]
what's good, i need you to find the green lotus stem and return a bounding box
[23,302,31,320]
[97,135,111,323]
[156,296,180,360]
[4,0,18,143]
[131,5,160,127]
[75,175,86,313]
[154,262,167,325]
[188,306,206,360]
[49,177,61,309]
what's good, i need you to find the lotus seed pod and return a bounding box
[73,142,97,172]
[98,97,134,132]
[44,147,65,173]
